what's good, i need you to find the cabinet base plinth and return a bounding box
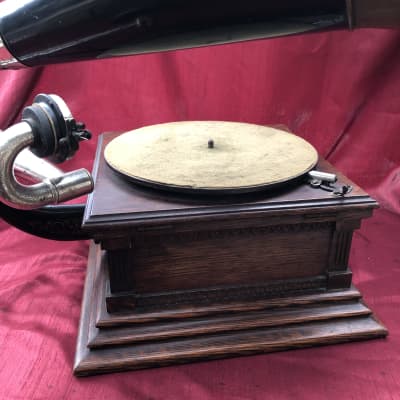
[74,244,387,377]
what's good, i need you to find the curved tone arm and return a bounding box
[14,148,65,184]
[0,94,93,238]
[0,121,93,210]
[0,146,89,240]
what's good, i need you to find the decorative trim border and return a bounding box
[161,222,333,244]
[133,276,327,309]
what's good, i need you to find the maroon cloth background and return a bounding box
[1,29,400,399]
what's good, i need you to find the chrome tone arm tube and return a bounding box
[0,129,63,183]
[14,148,64,184]
[0,121,93,210]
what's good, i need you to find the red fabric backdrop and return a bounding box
[0,29,399,399]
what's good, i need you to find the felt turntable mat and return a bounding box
[104,121,318,192]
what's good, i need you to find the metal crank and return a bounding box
[307,170,352,197]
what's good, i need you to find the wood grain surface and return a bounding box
[83,133,376,235]
[74,134,386,376]
[73,245,387,376]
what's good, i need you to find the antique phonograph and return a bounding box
[0,0,397,376]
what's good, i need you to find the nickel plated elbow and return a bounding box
[0,94,93,210]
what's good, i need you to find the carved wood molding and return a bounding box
[135,222,334,245]
[121,277,327,310]
[329,229,354,271]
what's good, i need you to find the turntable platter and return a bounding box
[104,121,318,194]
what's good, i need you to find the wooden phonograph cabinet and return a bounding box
[73,131,387,376]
